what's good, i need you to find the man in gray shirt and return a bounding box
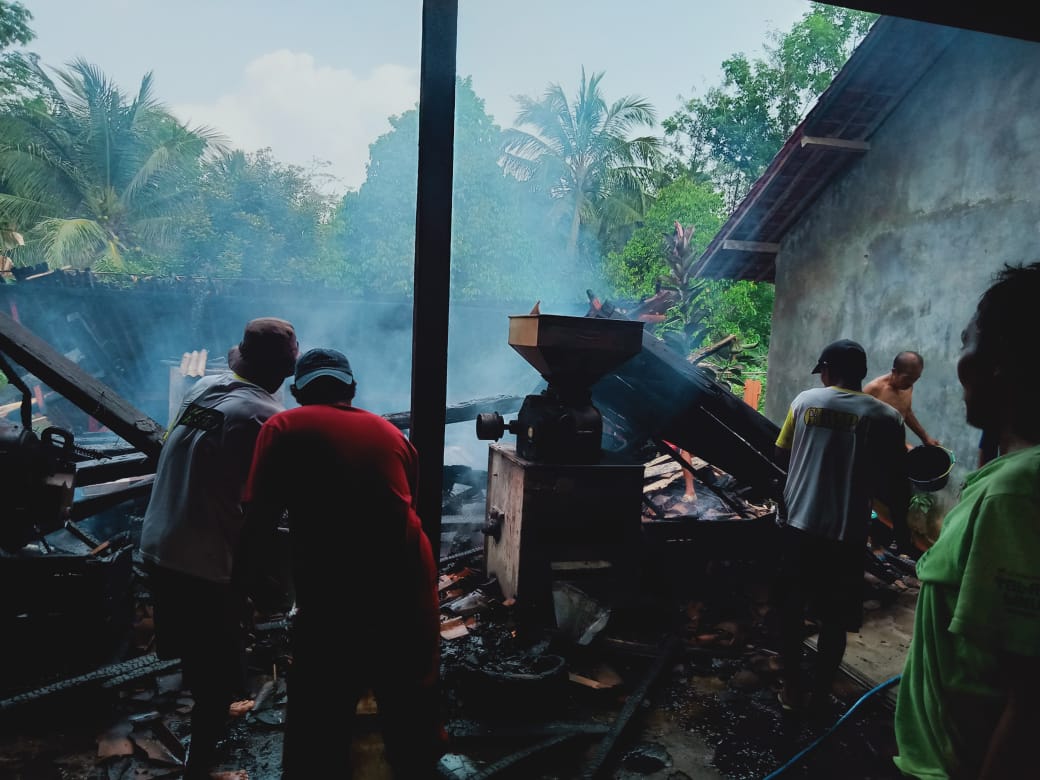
[772,339,905,714]
[139,317,298,779]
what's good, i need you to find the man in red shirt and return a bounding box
[236,348,442,778]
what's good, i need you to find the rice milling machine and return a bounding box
[476,313,647,631]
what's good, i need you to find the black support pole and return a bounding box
[410,0,457,558]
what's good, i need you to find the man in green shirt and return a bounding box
[894,262,1040,779]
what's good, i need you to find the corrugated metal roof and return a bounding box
[695,16,958,282]
[824,1,1040,45]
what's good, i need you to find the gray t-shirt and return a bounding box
[775,385,905,543]
[139,372,284,583]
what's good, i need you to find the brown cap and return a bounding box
[229,317,298,381]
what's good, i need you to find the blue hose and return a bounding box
[761,674,902,779]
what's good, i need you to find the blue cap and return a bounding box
[294,348,355,389]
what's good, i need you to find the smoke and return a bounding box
[0,283,588,469]
[1,67,618,468]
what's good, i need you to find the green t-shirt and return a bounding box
[893,444,1040,779]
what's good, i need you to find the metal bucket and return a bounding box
[906,445,955,492]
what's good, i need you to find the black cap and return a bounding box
[294,348,355,389]
[812,339,867,380]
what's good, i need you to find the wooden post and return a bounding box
[410,0,458,558]
[743,379,762,410]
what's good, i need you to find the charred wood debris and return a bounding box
[0,438,918,779]
[0,304,920,779]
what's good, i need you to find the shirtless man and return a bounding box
[864,351,939,447]
[864,350,937,556]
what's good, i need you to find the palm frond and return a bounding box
[36,217,108,269]
[0,146,84,209]
[503,68,663,261]
[2,60,217,270]
[184,123,230,157]
[123,143,174,203]
[0,191,57,229]
[131,71,160,115]
[130,215,178,245]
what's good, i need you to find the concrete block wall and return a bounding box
[766,29,1040,508]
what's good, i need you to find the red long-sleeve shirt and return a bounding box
[242,401,439,684]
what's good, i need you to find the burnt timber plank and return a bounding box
[69,477,155,521]
[0,313,164,461]
[587,306,786,501]
[581,636,681,779]
[74,452,154,487]
[383,394,524,431]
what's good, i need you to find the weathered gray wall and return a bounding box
[766,29,1040,501]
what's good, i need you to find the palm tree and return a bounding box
[0,58,224,271]
[501,68,662,263]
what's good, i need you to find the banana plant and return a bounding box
[657,221,712,355]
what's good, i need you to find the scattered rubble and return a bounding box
[0,444,914,779]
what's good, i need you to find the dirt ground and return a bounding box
[0,643,903,780]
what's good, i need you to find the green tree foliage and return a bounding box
[659,278,773,403]
[659,276,774,399]
[0,1,31,50]
[333,76,577,303]
[604,176,724,300]
[694,278,774,348]
[332,108,416,297]
[663,5,876,207]
[0,0,39,101]
[604,175,774,396]
[501,68,662,268]
[0,59,224,272]
[174,149,337,282]
[0,0,35,256]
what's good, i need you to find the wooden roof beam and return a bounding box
[800,135,871,152]
[721,240,781,254]
[0,312,164,461]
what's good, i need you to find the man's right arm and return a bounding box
[774,407,795,470]
[977,653,1040,780]
[904,404,939,447]
[234,423,289,601]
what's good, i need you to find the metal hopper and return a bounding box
[477,314,644,464]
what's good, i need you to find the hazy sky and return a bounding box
[24,0,814,194]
